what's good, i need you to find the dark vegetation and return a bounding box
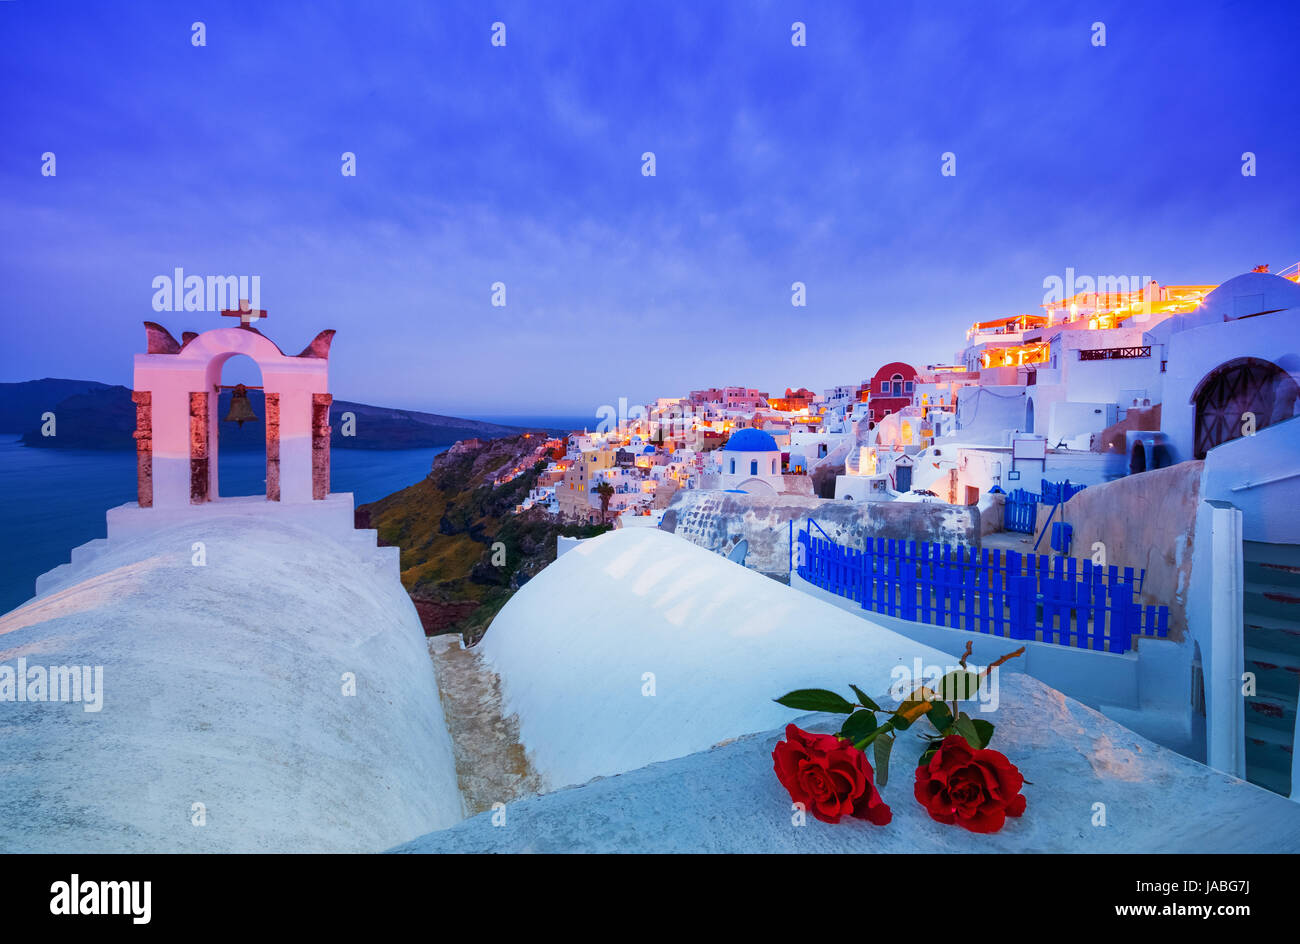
[358,435,609,642]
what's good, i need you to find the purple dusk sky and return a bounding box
[2,0,1298,417]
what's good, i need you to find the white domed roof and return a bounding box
[1198,272,1300,322]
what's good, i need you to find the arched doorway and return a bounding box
[1129,442,1147,475]
[1025,398,1035,434]
[1191,357,1299,459]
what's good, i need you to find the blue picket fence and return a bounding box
[1042,479,1086,505]
[1004,479,1087,535]
[795,524,1168,654]
[1004,488,1038,533]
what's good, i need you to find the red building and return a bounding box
[862,362,919,426]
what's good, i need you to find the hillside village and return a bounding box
[501,263,1300,799]
[526,265,1298,530]
[3,262,1299,854]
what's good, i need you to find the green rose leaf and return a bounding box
[971,718,995,748]
[954,716,982,749]
[927,701,954,734]
[849,684,881,712]
[774,689,856,714]
[937,670,982,702]
[873,733,894,787]
[840,710,878,742]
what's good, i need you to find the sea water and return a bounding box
[0,436,447,615]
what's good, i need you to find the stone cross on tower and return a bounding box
[221,299,267,327]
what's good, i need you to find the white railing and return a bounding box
[1231,469,1300,492]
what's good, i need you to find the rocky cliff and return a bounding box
[357,435,608,639]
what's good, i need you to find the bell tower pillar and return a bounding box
[265,393,281,501]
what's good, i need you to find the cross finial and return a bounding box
[221,299,267,327]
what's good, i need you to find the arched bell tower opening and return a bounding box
[213,353,267,499]
[131,304,335,508]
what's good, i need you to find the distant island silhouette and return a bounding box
[0,378,559,451]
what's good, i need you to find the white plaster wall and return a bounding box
[719,448,782,492]
[788,430,846,462]
[956,447,1005,498]
[1040,451,1126,485]
[955,446,1125,497]
[1047,401,1118,445]
[1062,355,1160,406]
[1162,310,1300,464]
[1,513,464,851]
[1200,416,1300,544]
[834,472,894,501]
[478,528,955,791]
[953,385,1027,440]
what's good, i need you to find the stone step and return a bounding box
[349,528,379,548]
[1245,540,1300,570]
[1245,645,1300,671]
[1242,555,1300,800]
[1244,647,1300,697]
[69,538,109,568]
[1244,614,1300,653]
[1245,583,1300,622]
[1245,762,1292,797]
[1245,611,1300,634]
[32,562,75,598]
[1246,689,1298,731]
[1245,559,1300,589]
[1245,578,1300,599]
[1245,721,1294,748]
[1245,727,1293,797]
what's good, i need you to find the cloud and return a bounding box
[1,0,1297,412]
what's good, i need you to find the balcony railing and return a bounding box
[1078,346,1151,361]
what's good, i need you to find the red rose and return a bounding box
[913,734,1027,833]
[772,724,892,825]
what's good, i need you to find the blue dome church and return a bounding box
[718,428,783,494]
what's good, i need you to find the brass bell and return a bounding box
[223,384,260,427]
